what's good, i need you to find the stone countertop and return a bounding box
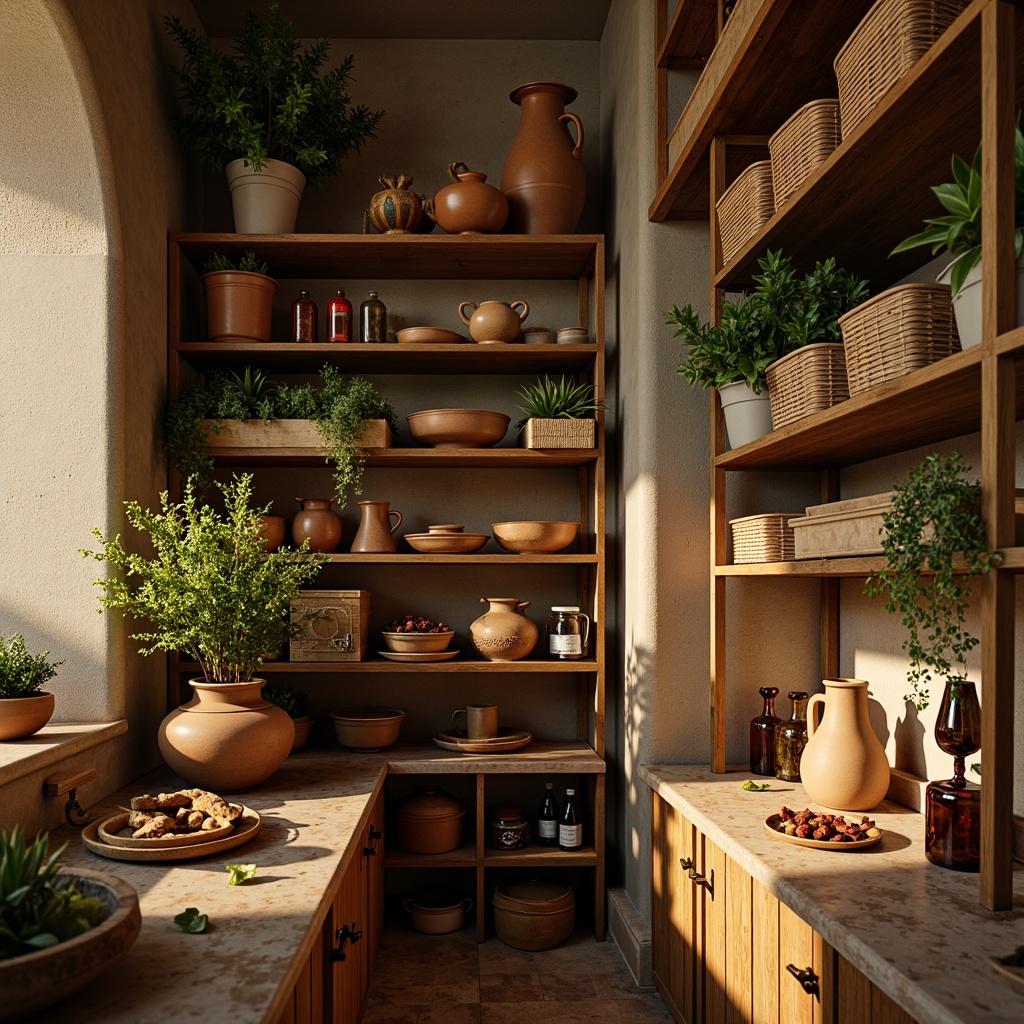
[34,749,388,1024]
[641,765,1024,1024]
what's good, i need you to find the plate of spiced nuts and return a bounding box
[764,806,883,850]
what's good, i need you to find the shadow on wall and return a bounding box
[624,631,654,806]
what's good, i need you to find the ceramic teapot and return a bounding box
[458,299,530,344]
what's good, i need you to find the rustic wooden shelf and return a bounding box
[482,845,599,865]
[383,844,477,869]
[173,659,600,674]
[380,741,605,774]
[657,0,719,70]
[208,446,599,468]
[320,554,600,564]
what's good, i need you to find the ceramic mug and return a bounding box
[452,704,498,740]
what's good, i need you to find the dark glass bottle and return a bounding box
[749,686,781,776]
[328,289,353,343]
[359,290,386,343]
[536,781,560,847]
[775,691,808,782]
[558,787,582,850]
[292,289,317,343]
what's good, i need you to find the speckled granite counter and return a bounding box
[34,749,388,1024]
[641,765,1024,1024]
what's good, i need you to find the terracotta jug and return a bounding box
[470,597,538,662]
[350,500,403,553]
[799,678,891,811]
[363,174,425,234]
[500,81,585,234]
[458,299,530,343]
[429,162,509,234]
[292,497,343,553]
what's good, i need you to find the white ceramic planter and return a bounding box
[938,253,1024,349]
[717,381,774,449]
[226,158,306,234]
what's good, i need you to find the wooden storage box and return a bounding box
[789,492,894,559]
[289,590,371,662]
[203,418,393,452]
[518,418,595,449]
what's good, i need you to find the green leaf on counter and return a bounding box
[174,907,208,932]
[742,780,771,791]
[226,863,257,886]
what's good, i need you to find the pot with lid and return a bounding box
[403,890,474,934]
[395,785,466,854]
[492,876,575,950]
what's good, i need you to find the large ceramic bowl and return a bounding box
[381,630,455,653]
[407,408,510,448]
[491,520,579,554]
[330,707,406,751]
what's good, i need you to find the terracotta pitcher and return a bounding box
[470,597,538,662]
[799,678,891,811]
[292,497,343,553]
[458,299,529,343]
[500,81,585,234]
[350,500,403,553]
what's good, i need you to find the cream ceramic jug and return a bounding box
[458,300,529,343]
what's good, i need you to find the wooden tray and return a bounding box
[97,810,238,849]
[83,808,261,862]
[432,728,532,754]
[764,814,883,851]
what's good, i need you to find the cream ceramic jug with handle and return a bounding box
[458,300,529,343]
[799,678,890,811]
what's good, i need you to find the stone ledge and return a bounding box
[0,721,127,787]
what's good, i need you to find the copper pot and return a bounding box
[395,786,466,854]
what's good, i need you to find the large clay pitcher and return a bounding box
[292,497,343,553]
[350,500,403,553]
[501,81,585,234]
[470,597,538,662]
[799,678,890,811]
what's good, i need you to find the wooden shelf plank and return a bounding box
[384,843,477,868]
[171,233,601,280]
[175,341,600,374]
[716,557,885,578]
[483,845,599,865]
[381,740,605,774]
[995,323,1024,358]
[209,447,599,468]
[319,553,599,564]
[173,659,600,674]
[657,0,719,69]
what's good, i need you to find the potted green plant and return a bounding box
[165,365,398,506]
[0,634,63,741]
[201,251,276,343]
[515,374,602,449]
[261,683,313,753]
[891,118,1024,347]
[863,452,993,712]
[82,473,329,790]
[666,250,868,448]
[165,3,384,232]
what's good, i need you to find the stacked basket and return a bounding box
[729,513,799,564]
[768,99,842,211]
[765,343,850,430]
[716,160,775,265]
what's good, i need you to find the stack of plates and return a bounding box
[729,513,799,564]
[432,728,532,754]
[404,524,489,553]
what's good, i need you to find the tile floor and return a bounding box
[361,924,674,1024]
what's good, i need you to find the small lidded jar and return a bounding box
[547,605,590,660]
[488,805,529,850]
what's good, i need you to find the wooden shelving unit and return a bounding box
[652,0,1021,912]
[168,232,607,939]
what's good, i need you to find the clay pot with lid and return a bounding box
[429,162,509,234]
[470,597,538,661]
[292,497,343,553]
[395,786,466,854]
[492,877,575,950]
[458,299,530,344]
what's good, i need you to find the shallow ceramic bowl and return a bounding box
[407,408,510,448]
[397,327,465,344]
[405,532,489,553]
[491,520,579,554]
[329,707,406,751]
[381,630,454,653]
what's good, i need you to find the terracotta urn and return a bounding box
[0,691,55,740]
[350,499,403,553]
[470,597,538,662]
[429,161,509,234]
[458,299,530,344]
[364,174,425,234]
[202,269,277,343]
[292,497,343,553]
[500,81,586,234]
[157,679,294,792]
[798,678,891,811]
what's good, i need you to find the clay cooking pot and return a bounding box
[429,161,509,234]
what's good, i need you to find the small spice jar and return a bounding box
[292,289,318,343]
[775,691,809,782]
[547,606,590,660]
[488,805,529,850]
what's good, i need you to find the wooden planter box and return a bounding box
[518,418,595,449]
[289,590,371,663]
[203,418,393,453]
[789,492,894,559]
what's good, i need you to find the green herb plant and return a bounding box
[82,473,328,684]
[891,116,1024,293]
[514,375,602,429]
[0,635,62,699]
[164,3,384,189]
[0,828,106,960]
[261,683,309,719]
[174,907,208,933]
[201,251,270,276]
[667,250,869,394]
[864,453,993,711]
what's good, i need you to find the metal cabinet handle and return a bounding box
[679,857,714,897]
[330,922,364,963]
[364,823,384,856]
[679,857,694,871]
[786,963,819,996]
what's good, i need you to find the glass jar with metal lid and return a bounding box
[488,805,529,850]
[546,606,590,660]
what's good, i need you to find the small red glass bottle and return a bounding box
[328,289,353,343]
[292,290,318,343]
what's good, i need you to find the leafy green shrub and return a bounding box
[0,635,62,699]
[515,375,602,429]
[261,683,309,719]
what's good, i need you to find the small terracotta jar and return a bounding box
[292,497,343,553]
[350,500,403,553]
[429,162,509,234]
[364,174,424,234]
[470,597,538,662]
[458,300,530,344]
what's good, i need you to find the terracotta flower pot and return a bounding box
[202,270,277,343]
[0,691,55,741]
[290,714,314,753]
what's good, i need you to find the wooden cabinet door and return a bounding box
[779,903,836,1024]
[362,789,385,974]
[329,856,369,1024]
[724,854,752,1024]
[838,955,917,1024]
[699,831,727,1024]
[751,880,779,1024]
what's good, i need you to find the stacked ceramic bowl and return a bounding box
[404,524,489,554]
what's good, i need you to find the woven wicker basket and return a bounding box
[729,513,800,565]
[834,0,967,139]
[839,283,960,396]
[765,343,850,430]
[769,100,842,211]
[519,418,595,449]
[716,160,775,266]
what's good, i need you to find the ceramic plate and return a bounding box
[404,533,490,553]
[379,649,460,662]
[397,327,465,344]
[763,814,883,851]
[82,807,261,862]
[432,728,532,754]
[97,809,239,849]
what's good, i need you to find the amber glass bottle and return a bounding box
[775,691,808,782]
[359,290,386,343]
[749,686,781,776]
[292,290,317,343]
